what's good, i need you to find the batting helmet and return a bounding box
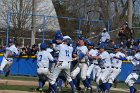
[63,38,72,46]
[40,43,47,50]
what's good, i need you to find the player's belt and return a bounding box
[59,61,70,63]
[6,59,13,62]
[101,66,110,69]
[133,70,140,71]
[37,66,47,68]
[111,66,120,69]
[94,63,99,65]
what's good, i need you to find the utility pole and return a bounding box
[128,0,133,28]
[31,0,36,46]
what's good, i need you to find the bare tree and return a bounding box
[0,0,60,45]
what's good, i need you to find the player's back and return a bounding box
[58,43,73,62]
[37,50,53,68]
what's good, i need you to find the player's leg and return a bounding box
[125,72,139,93]
[96,70,104,92]
[0,58,8,73]
[4,61,12,77]
[81,63,92,93]
[93,65,101,92]
[98,68,111,92]
[71,65,80,88]
[86,63,94,84]
[49,66,62,93]
[36,68,49,91]
[107,68,121,91]
[64,67,75,92]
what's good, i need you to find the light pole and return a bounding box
[31,0,36,46]
[128,0,133,28]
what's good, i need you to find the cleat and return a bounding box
[5,70,10,77]
[56,86,62,93]
[39,88,43,92]
[86,87,92,93]
[134,88,137,93]
[105,90,110,93]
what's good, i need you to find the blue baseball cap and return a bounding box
[132,46,139,51]
[55,30,62,37]
[99,43,106,49]
[78,37,87,42]
[8,38,13,43]
[114,44,120,49]
[40,43,47,50]
[87,41,94,46]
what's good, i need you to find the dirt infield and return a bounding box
[0,79,48,86]
[0,90,35,93]
[0,79,129,93]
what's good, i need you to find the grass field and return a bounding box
[0,75,140,93]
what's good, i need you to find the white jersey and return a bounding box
[76,45,88,62]
[88,49,94,63]
[88,49,98,64]
[110,51,125,68]
[4,44,18,60]
[127,52,140,71]
[47,48,53,53]
[100,32,110,42]
[99,51,111,67]
[91,49,98,64]
[57,43,73,62]
[37,50,54,68]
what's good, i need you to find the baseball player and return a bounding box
[49,38,75,93]
[0,38,19,77]
[100,28,110,43]
[125,46,140,93]
[48,31,64,92]
[71,37,92,92]
[86,41,101,92]
[36,43,56,92]
[86,41,99,82]
[107,44,126,91]
[92,43,112,92]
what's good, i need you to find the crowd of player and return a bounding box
[0,28,140,93]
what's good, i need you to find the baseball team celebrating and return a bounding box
[0,29,140,93]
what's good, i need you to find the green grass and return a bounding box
[0,84,128,93]
[0,75,38,81]
[110,82,140,90]
[0,84,37,91]
[0,75,139,93]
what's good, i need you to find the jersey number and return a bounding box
[38,55,42,61]
[65,50,70,57]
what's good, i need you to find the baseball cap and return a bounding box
[8,38,13,43]
[99,43,105,49]
[114,44,120,49]
[87,41,94,46]
[132,46,139,51]
[40,43,47,50]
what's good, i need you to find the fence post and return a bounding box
[107,18,110,32]
[77,18,81,37]
[42,15,46,43]
[6,11,11,47]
